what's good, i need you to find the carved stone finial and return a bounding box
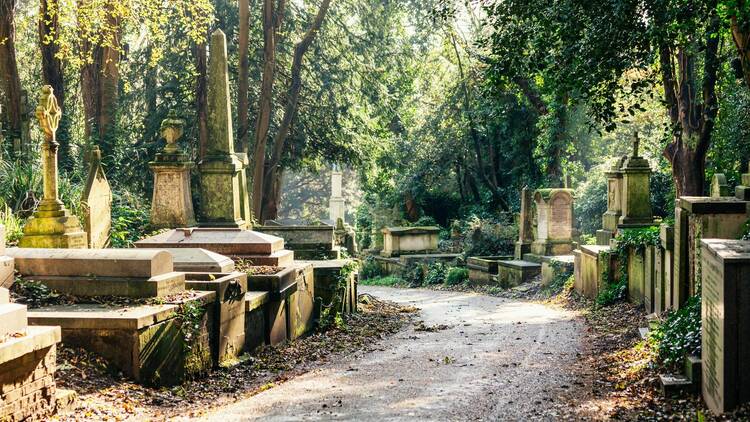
[35,86,61,141]
[632,132,640,158]
[160,111,185,153]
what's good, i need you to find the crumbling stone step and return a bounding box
[659,374,692,397]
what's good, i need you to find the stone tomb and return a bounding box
[300,259,358,318]
[256,223,340,260]
[7,248,185,298]
[135,228,294,267]
[0,223,62,422]
[81,146,112,248]
[539,254,574,287]
[494,260,541,288]
[380,226,440,257]
[467,256,513,285]
[701,239,750,414]
[532,189,575,256]
[573,245,611,299]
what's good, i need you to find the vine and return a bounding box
[318,261,359,330]
[174,300,210,379]
[596,227,660,306]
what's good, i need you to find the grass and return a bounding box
[359,275,406,287]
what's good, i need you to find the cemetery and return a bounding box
[3,0,750,420]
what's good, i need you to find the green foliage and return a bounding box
[10,278,64,308]
[318,261,359,330]
[445,267,469,286]
[574,167,608,236]
[359,256,383,280]
[650,295,702,367]
[0,206,24,246]
[544,261,574,295]
[358,275,404,287]
[461,215,517,257]
[423,262,447,285]
[403,263,425,287]
[596,227,661,306]
[109,192,152,248]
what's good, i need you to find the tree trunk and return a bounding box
[252,0,281,220]
[80,4,120,162]
[260,165,283,221]
[730,1,750,89]
[39,0,71,169]
[195,40,208,160]
[0,0,23,154]
[261,0,331,221]
[236,0,250,153]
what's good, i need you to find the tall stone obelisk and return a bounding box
[329,167,345,224]
[19,86,87,248]
[198,29,249,229]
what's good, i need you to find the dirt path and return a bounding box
[200,286,585,421]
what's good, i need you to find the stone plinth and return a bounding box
[7,248,185,298]
[532,189,575,256]
[135,228,294,267]
[574,245,611,299]
[329,170,346,223]
[700,239,750,414]
[597,156,626,245]
[81,147,112,248]
[467,256,513,285]
[27,292,215,387]
[619,154,654,227]
[674,197,750,309]
[287,263,315,341]
[150,160,196,229]
[495,260,541,288]
[515,186,534,259]
[157,248,235,273]
[380,226,440,257]
[256,225,340,260]
[185,272,247,365]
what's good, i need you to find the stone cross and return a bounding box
[207,29,234,157]
[631,133,640,158]
[35,86,62,205]
[160,111,184,154]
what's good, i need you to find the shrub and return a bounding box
[359,256,383,280]
[462,215,517,257]
[574,166,607,236]
[423,262,447,285]
[445,267,469,286]
[403,263,424,287]
[110,192,152,248]
[651,295,702,367]
[596,227,660,306]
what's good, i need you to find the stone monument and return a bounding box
[19,86,87,249]
[531,188,575,256]
[701,239,750,414]
[149,111,196,228]
[329,167,346,224]
[81,146,112,248]
[736,164,750,200]
[619,134,654,227]
[710,173,730,198]
[596,156,626,245]
[198,29,248,229]
[515,186,533,259]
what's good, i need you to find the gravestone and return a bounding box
[596,156,626,245]
[198,30,248,229]
[531,188,575,256]
[515,186,533,259]
[81,146,112,248]
[149,111,196,228]
[19,86,87,249]
[619,135,654,227]
[735,164,750,200]
[329,167,346,224]
[701,239,750,414]
[711,174,730,198]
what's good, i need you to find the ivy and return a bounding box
[650,295,702,368]
[319,261,359,330]
[596,227,660,306]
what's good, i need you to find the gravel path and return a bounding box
[201,286,585,421]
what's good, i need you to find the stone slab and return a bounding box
[135,228,284,255]
[159,248,234,273]
[7,248,173,278]
[245,291,270,311]
[21,271,186,298]
[0,325,59,366]
[0,304,27,339]
[0,287,8,304]
[246,266,299,299]
[495,260,541,288]
[679,197,749,214]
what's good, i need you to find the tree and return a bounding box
[0,0,23,154]
[236,0,250,153]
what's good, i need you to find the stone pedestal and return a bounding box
[531,188,575,256]
[515,186,533,259]
[596,156,626,245]
[701,239,750,414]
[619,154,654,227]
[150,112,196,229]
[329,170,346,224]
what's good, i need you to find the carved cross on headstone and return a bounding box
[160,111,185,154]
[632,132,640,158]
[35,86,61,146]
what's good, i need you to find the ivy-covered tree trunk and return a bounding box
[0,0,23,154]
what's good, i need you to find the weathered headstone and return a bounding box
[619,134,654,227]
[81,146,112,248]
[701,239,750,414]
[380,226,439,257]
[515,186,533,259]
[329,167,346,224]
[149,112,196,228]
[19,86,87,249]
[711,174,730,198]
[198,29,249,229]
[596,156,626,245]
[531,188,575,256]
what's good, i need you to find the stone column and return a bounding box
[619,135,655,227]
[198,30,248,229]
[150,111,196,228]
[514,186,533,259]
[19,86,87,248]
[329,168,346,223]
[596,156,626,245]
